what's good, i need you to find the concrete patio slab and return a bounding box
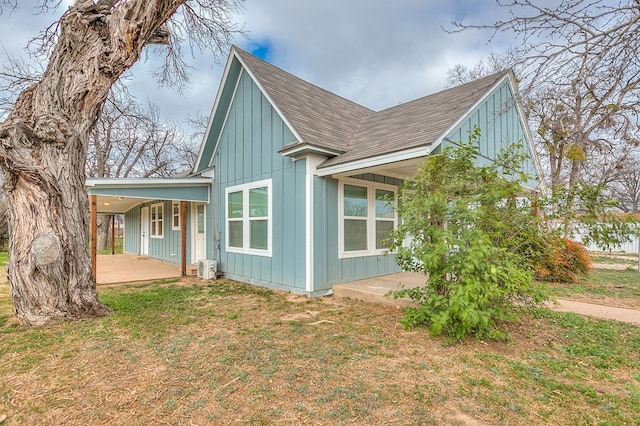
[96,254,190,285]
[332,272,426,307]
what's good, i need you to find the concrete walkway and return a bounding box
[551,299,640,325]
[333,272,640,326]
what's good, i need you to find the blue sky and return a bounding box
[0,1,512,125]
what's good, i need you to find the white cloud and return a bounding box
[0,0,516,123]
[234,0,513,110]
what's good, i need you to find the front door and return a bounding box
[140,206,149,256]
[193,203,205,262]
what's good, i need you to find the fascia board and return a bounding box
[85,177,212,188]
[233,50,305,145]
[193,50,237,173]
[315,145,435,177]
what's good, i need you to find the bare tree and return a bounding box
[0,0,241,326]
[451,1,640,87]
[609,161,640,213]
[449,1,640,196]
[87,85,199,250]
[446,50,515,88]
[87,86,197,180]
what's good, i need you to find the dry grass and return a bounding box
[547,256,640,309]
[1,274,640,425]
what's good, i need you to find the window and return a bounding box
[225,179,272,256]
[339,180,397,258]
[375,188,395,249]
[150,203,164,238]
[172,202,181,231]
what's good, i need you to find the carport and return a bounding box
[85,177,212,279]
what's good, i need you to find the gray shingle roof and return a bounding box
[233,46,510,169]
[320,70,510,168]
[234,47,372,152]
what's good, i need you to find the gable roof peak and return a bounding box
[204,47,523,174]
[232,46,373,152]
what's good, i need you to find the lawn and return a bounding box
[1,271,640,425]
[96,237,124,255]
[547,258,640,309]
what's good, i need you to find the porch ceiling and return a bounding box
[328,156,428,180]
[86,177,212,213]
[92,195,151,214]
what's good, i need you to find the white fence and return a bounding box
[574,233,640,254]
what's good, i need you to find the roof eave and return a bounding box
[85,177,212,189]
[193,48,240,174]
[279,142,344,158]
[316,145,437,177]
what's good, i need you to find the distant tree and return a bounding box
[446,50,515,88]
[527,58,639,194]
[609,162,640,213]
[86,85,199,250]
[450,1,640,195]
[87,86,198,180]
[0,0,241,326]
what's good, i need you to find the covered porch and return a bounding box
[85,176,212,279]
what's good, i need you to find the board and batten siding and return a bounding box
[214,69,307,293]
[312,173,403,291]
[123,208,140,255]
[444,78,539,189]
[123,201,192,265]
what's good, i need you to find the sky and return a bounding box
[0,0,513,126]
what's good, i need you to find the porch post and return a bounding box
[90,195,97,279]
[181,201,187,276]
[111,214,116,255]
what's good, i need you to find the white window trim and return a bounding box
[171,201,181,231]
[225,179,272,257]
[338,178,397,259]
[150,203,164,239]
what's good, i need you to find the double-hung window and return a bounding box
[339,180,397,258]
[171,202,180,231]
[150,203,164,238]
[225,179,272,256]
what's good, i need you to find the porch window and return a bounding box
[150,203,164,238]
[225,179,272,256]
[339,180,397,258]
[172,202,180,231]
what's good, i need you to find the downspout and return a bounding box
[211,166,221,275]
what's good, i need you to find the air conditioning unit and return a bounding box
[197,259,217,279]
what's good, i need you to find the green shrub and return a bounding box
[389,128,549,342]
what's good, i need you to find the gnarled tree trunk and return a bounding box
[3,119,108,325]
[0,0,186,325]
[97,214,112,252]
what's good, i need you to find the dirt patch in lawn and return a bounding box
[1,278,639,425]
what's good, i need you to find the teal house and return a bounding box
[87,46,541,296]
